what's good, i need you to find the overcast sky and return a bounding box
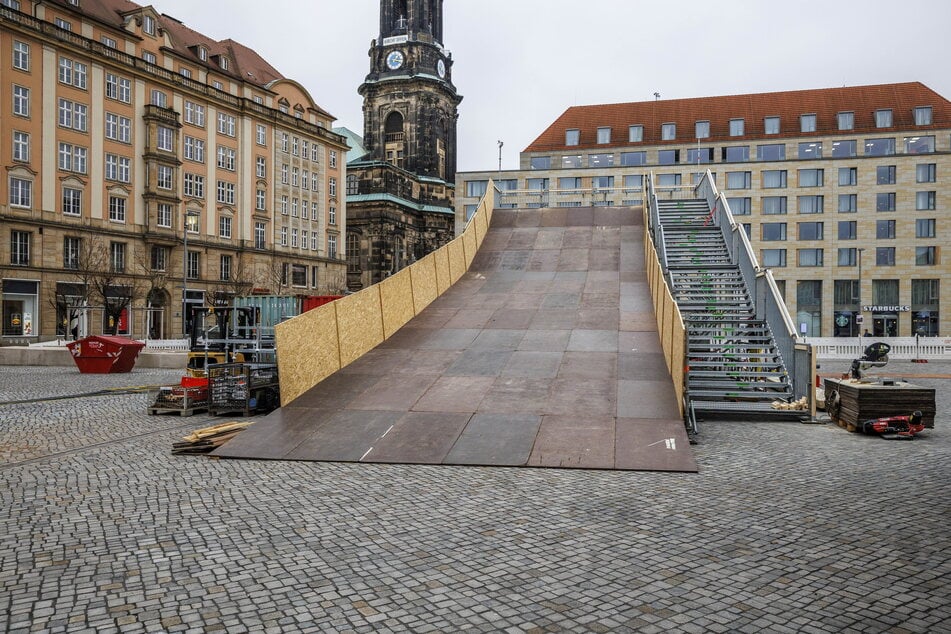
[157,0,951,172]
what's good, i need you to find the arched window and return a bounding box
[384,112,405,169]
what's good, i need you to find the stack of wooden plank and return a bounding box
[172,421,254,455]
[824,378,936,430]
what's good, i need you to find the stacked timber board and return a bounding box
[824,378,936,430]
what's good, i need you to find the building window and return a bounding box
[596,127,611,144]
[656,174,681,187]
[292,137,299,156]
[838,167,857,186]
[905,135,935,154]
[54,17,71,31]
[626,125,644,142]
[143,14,155,35]
[219,255,232,282]
[217,113,236,137]
[183,136,204,162]
[150,89,166,107]
[312,202,320,220]
[620,151,647,166]
[108,196,126,222]
[280,227,287,246]
[157,126,174,152]
[798,195,824,214]
[13,40,29,71]
[329,206,337,225]
[726,172,751,190]
[157,203,172,228]
[875,109,893,128]
[64,236,81,270]
[915,247,937,266]
[256,189,266,211]
[914,106,932,125]
[63,187,82,216]
[216,181,235,205]
[762,196,787,215]
[281,133,289,153]
[254,222,266,249]
[110,242,126,273]
[530,156,551,170]
[291,198,298,217]
[837,112,854,130]
[302,141,309,159]
[657,150,679,165]
[798,222,824,241]
[329,178,337,197]
[838,221,857,240]
[686,148,713,164]
[761,249,786,267]
[142,51,156,65]
[800,114,816,133]
[9,176,32,207]
[180,67,192,79]
[694,121,710,139]
[837,248,858,267]
[798,169,824,187]
[156,165,173,190]
[12,131,30,162]
[58,57,87,89]
[105,74,131,103]
[729,119,744,136]
[301,230,308,249]
[875,247,896,266]
[838,194,857,213]
[722,146,749,162]
[562,155,582,168]
[762,223,787,241]
[290,265,307,287]
[876,193,896,212]
[798,249,824,267]
[865,138,895,156]
[756,144,785,161]
[186,252,200,279]
[10,230,30,266]
[101,36,117,49]
[105,156,131,183]
[764,116,780,134]
[762,170,787,189]
[216,146,236,171]
[58,99,88,131]
[329,150,337,167]
[151,246,168,272]
[280,196,288,215]
[589,153,615,167]
[831,140,856,158]
[184,173,204,198]
[106,113,132,144]
[916,163,936,183]
[798,142,822,159]
[876,165,896,184]
[184,101,205,127]
[58,143,87,174]
[661,123,676,141]
[255,156,266,178]
[311,233,319,251]
[328,235,338,259]
[219,216,232,239]
[726,198,751,215]
[916,218,936,238]
[916,191,936,210]
[312,174,320,191]
[292,167,299,187]
[876,219,896,239]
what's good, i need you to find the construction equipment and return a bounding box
[848,341,890,380]
[857,411,925,440]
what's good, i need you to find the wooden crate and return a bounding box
[824,378,935,430]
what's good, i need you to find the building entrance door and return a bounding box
[872,314,898,337]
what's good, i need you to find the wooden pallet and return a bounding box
[148,406,208,417]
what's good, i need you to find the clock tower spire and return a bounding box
[360,0,461,182]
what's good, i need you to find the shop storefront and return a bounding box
[2,279,39,339]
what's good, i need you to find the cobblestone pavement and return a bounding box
[0,363,948,633]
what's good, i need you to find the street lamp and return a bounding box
[497,140,503,174]
[182,210,199,338]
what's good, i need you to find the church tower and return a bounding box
[359,0,462,183]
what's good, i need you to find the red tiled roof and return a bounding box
[524,82,951,152]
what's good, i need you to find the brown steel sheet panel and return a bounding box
[615,418,698,472]
[212,407,329,459]
[616,379,681,419]
[444,413,542,466]
[363,412,471,464]
[412,376,496,413]
[527,415,616,469]
[283,410,406,462]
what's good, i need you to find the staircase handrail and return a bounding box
[645,173,670,274]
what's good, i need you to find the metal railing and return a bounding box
[809,336,951,359]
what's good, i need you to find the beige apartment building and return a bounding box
[1,0,348,342]
[457,83,950,338]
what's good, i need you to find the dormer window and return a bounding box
[597,127,611,144]
[914,106,932,125]
[800,114,817,133]
[565,129,580,146]
[197,46,207,61]
[695,121,710,139]
[143,15,155,35]
[729,119,745,136]
[219,56,229,71]
[661,123,676,141]
[875,109,892,128]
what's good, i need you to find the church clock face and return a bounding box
[386,50,405,70]
[436,58,446,78]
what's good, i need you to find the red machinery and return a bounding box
[858,411,925,440]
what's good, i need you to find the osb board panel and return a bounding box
[671,319,686,416]
[379,267,415,339]
[463,225,477,268]
[447,237,467,284]
[411,252,439,314]
[336,286,385,368]
[474,204,488,247]
[434,244,452,295]
[276,303,340,405]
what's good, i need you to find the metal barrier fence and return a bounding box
[809,336,951,359]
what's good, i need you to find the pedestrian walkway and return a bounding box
[215,207,696,472]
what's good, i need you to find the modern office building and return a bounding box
[1,0,348,342]
[456,83,950,338]
[342,0,462,290]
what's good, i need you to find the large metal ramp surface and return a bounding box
[214,207,697,472]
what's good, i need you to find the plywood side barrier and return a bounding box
[434,244,451,295]
[336,285,385,368]
[643,226,686,417]
[275,178,506,406]
[379,267,415,338]
[276,302,341,405]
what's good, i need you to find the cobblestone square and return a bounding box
[0,363,948,633]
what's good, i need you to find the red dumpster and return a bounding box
[66,336,146,373]
[301,295,343,313]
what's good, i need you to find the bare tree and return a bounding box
[209,252,255,306]
[258,259,291,296]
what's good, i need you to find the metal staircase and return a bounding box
[657,198,799,420]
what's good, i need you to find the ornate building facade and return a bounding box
[1,0,348,342]
[343,0,462,290]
